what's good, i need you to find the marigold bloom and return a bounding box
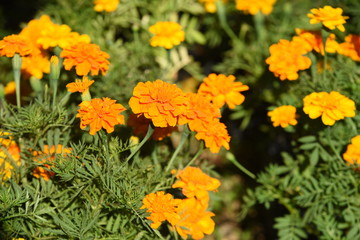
[180,93,221,132]
[149,22,185,49]
[140,191,182,229]
[235,0,277,15]
[198,74,249,109]
[172,167,220,206]
[76,97,126,135]
[19,15,54,49]
[337,34,360,61]
[33,145,71,181]
[295,29,338,55]
[343,135,360,165]
[307,6,349,32]
[129,80,188,128]
[266,39,312,80]
[66,76,95,93]
[198,0,227,13]
[194,119,230,153]
[4,81,16,95]
[60,42,110,76]
[174,197,215,240]
[127,114,177,141]
[0,34,33,57]
[268,105,298,128]
[303,91,356,126]
[21,52,50,79]
[0,132,21,181]
[94,0,120,12]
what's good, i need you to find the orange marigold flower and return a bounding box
[94,0,120,12]
[198,0,228,13]
[307,6,349,32]
[66,76,95,93]
[179,93,221,132]
[303,91,356,126]
[140,191,182,229]
[0,34,33,57]
[4,81,16,95]
[295,28,338,55]
[21,52,50,79]
[19,15,54,49]
[266,39,312,81]
[129,80,188,128]
[194,118,230,153]
[33,145,71,181]
[268,105,298,128]
[172,167,220,206]
[337,34,360,61]
[149,21,185,49]
[198,73,249,109]
[127,114,177,141]
[60,42,110,76]
[235,0,277,15]
[76,97,126,135]
[174,197,215,240]
[343,135,360,165]
[0,132,21,181]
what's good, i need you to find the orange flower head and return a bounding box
[337,34,360,61]
[94,0,120,12]
[303,91,356,126]
[235,0,277,15]
[0,132,21,181]
[268,105,298,128]
[174,197,215,240]
[4,82,16,95]
[343,135,360,165]
[295,29,339,55]
[198,73,249,109]
[140,191,182,229]
[308,6,349,32]
[198,0,228,13]
[60,42,110,76]
[127,114,177,141]
[129,80,188,128]
[19,15,54,49]
[194,118,230,153]
[76,97,126,135]
[266,39,312,80]
[21,52,50,79]
[149,21,185,49]
[32,144,71,181]
[180,93,221,132]
[0,34,33,57]
[66,76,95,93]
[172,167,220,206]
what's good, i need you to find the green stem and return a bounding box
[185,141,204,168]
[226,152,256,179]
[216,1,238,42]
[126,124,154,162]
[165,125,190,172]
[326,127,343,162]
[321,29,330,83]
[254,12,265,43]
[12,54,22,108]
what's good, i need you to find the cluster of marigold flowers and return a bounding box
[140,167,220,239]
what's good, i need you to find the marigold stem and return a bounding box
[126,123,154,162]
[226,152,256,179]
[12,53,22,108]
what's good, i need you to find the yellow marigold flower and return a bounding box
[198,73,249,109]
[149,21,185,49]
[268,105,298,128]
[343,135,360,165]
[235,0,277,15]
[198,0,227,13]
[295,29,339,55]
[266,39,312,81]
[179,93,221,132]
[4,81,16,95]
[140,191,182,229]
[174,197,215,240]
[337,34,360,61]
[33,145,71,181]
[172,167,220,206]
[66,76,95,93]
[303,91,356,126]
[307,6,349,32]
[21,52,50,79]
[0,34,33,57]
[94,0,120,12]
[0,132,21,181]
[127,114,177,141]
[60,42,110,76]
[129,80,188,128]
[76,97,126,135]
[194,118,230,153]
[19,15,54,49]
